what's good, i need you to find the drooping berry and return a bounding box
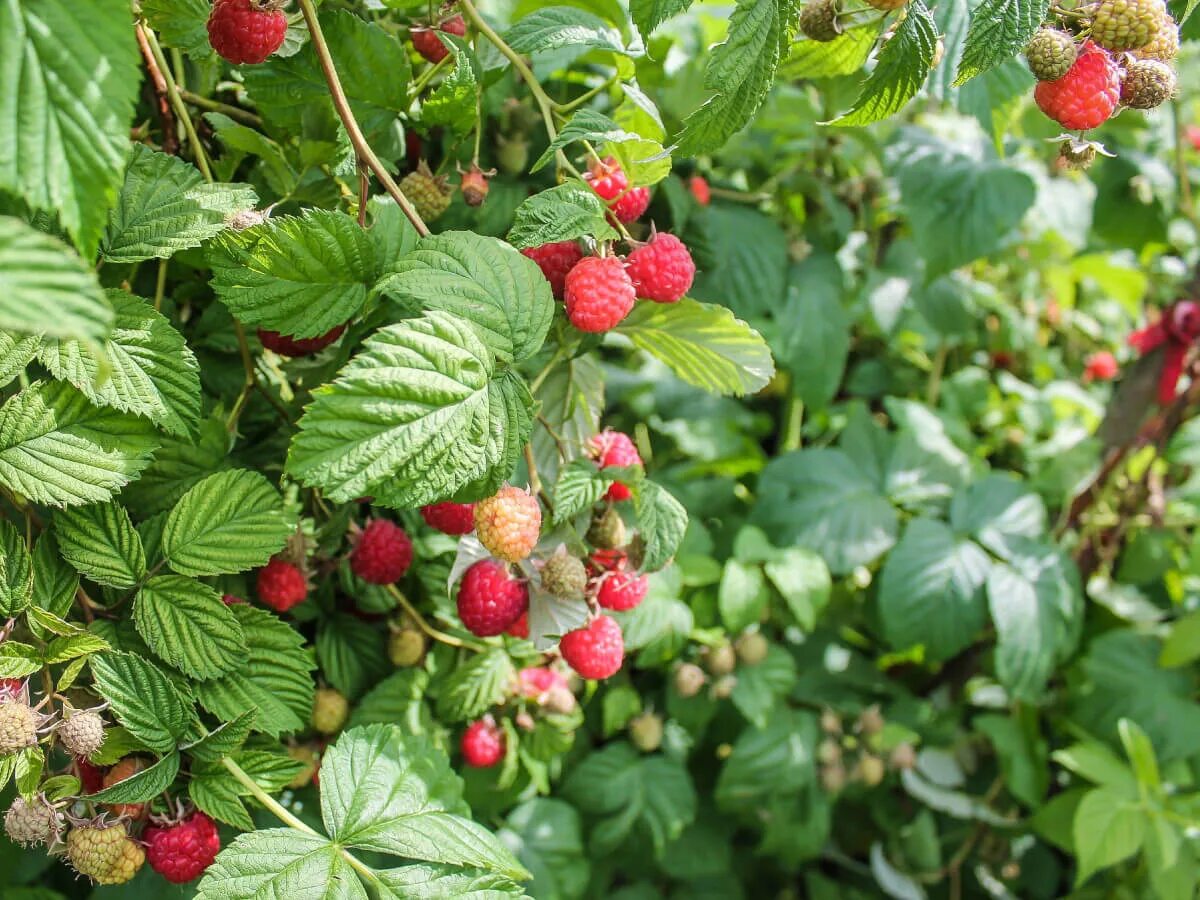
[585,157,651,224]
[0,699,38,754]
[461,718,505,768]
[57,709,105,758]
[257,324,346,357]
[460,164,493,207]
[703,641,737,676]
[674,662,707,698]
[596,570,649,612]
[688,175,711,206]
[388,628,426,666]
[628,711,664,752]
[4,796,60,847]
[311,688,349,736]
[1034,41,1120,130]
[1025,29,1078,81]
[564,256,636,333]
[559,616,625,680]
[207,0,288,66]
[411,14,467,64]
[256,558,308,612]
[1089,0,1166,51]
[350,519,414,585]
[588,429,643,500]
[735,632,770,665]
[457,559,529,636]
[420,501,477,535]
[1121,58,1177,109]
[626,233,696,303]
[1084,351,1120,381]
[799,0,842,42]
[66,822,145,885]
[102,757,148,819]
[587,506,627,550]
[521,240,584,300]
[400,161,453,222]
[541,554,588,600]
[474,486,542,562]
[144,812,221,884]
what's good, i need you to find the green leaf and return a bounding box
[1053,741,1137,791]
[316,613,390,701]
[0,380,159,508]
[90,652,192,753]
[1073,787,1147,885]
[632,481,688,572]
[731,645,797,728]
[162,469,292,576]
[189,774,255,833]
[30,531,79,623]
[195,830,357,900]
[692,205,788,317]
[368,195,422,272]
[754,449,898,575]
[205,112,298,198]
[498,799,590,900]
[0,0,141,257]
[0,332,39,389]
[122,410,230,519]
[377,864,527,899]
[715,709,817,810]
[1117,718,1161,792]
[0,519,33,616]
[87,751,179,803]
[184,709,257,764]
[532,110,667,183]
[631,0,695,38]
[194,603,315,737]
[349,669,433,733]
[777,254,851,411]
[1161,608,1200,667]
[38,290,201,438]
[531,355,604,489]
[782,22,883,78]
[508,184,618,249]
[615,298,775,397]
[101,145,256,262]
[878,519,991,661]
[955,0,1050,84]
[208,208,377,339]
[133,575,247,680]
[829,0,938,127]
[552,459,611,525]
[141,0,213,58]
[377,232,554,363]
[53,501,145,588]
[421,39,478,135]
[763,547,831,631]
[564,743,697,855]
[435,648,515,722]
[975,712,1048,807]
[0,642,41,679]
[899,769,1009,825]
[718,560,767,632]
[676,0,800,155]
[321,724,530,879]
[505,7,626,55]
[288,311,534,506]
[949,474,1047,558]
[0,217,113,342]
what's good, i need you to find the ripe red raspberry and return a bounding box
[1084,351,1120,381]
[588,429,642,501]
[626,233,695,303]
[505,611,529,639]
[474,486,542,562]
[689,175,711,206]
[461,718,505,768]
[411,14,467,64]
[221,593,245,605]
[144,812,220,884]
[350,519,413,584]
[257,324,346,357]
[420,501,476,535]
[565,256,636,333]
[521,240,584,300]
[0,678,21,698]
[560,616,624,680]
[207,0,288,65]
[457,560,528,636]
[596,570,649,612]
[1034,42,1120,130]
[256,558,307,612]
[586,157,651,224]
[77,759,106,794]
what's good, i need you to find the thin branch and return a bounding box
[139,25,213,182]
[386,584,486,652]
[134,25,179,155]
[180,89,263,128]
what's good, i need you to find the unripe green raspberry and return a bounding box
[703,642,737,677]
[1131,15,1178,59]
[1121,58,1176,109]
[399,161,452,222]
[58,709,105,758]
[799,0,842,42]
[856,753,886,786]
[0,700,38,754]
[628,711,663,753]
[311,688,349,736]
[4,796,60,847]
[1089,0,1166,50]
[1025,29,1077,81]
[734,632,770,666]
[388,628,426,667]
[858,705,885,735]
[586,506,626,550]
[673,662,706,698]
[541,554,588,600]
[67,822,145,885]
[286,744,320,789]
[711,674,737,700]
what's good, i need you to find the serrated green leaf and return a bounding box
[435,648,515,722]
[631,0,694,39]
[421,38,478,135]
[505,7,626,56]
[0,217,113,342]
[0,381,159,508]
[782,22,883,78]
[122,410,230,519]
[955,0,1050,84]
[0,519,33,616]
[101,145,256,262]
[316,613,390,701]
[288,311,534,506]
[90,652,192,753]
[43,632,109,665]
[377,232,554,363]
[189,774,255,832]
[184,709,257,763]
[195,830,354,900]
[632,481,687,572]
[0,642,41,679]
[552,459,610,524]
[30,531,78,624]
[86,751,179,803]
[208,208,377,339]
[829,0,938,126]
[376,864,527,899]
[134,575,247,680]
[532,110,663,178]
[531,356,604,489]
[162,469,292,576]
[615,298,775,397]
[141,0,214,58]
[14,746,43,796]
[205,112,298,198]
[368,195,422,273]
[1073,787,1146,885]
[507,185,617,249]
[0,0,141,257]
[0,332,40,388]
[53,501,145,588]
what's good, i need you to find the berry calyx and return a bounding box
[4,796,61,847]
[1034,41,1120,130]
[541,554,588,600]
[1025,29,1078,81]
[258,324,346,357]
[256,558,308,612]
[400,161,453,222]
[799,0,842,42]
[585,157,651,224]
[411,14,467,64]
[350,519,414,585]
[57,709,105,758]
[564,256,636,333]
[0,699,38,755]
[474,486,542,562]
[521,240,584,300]
[461,718,505,768]
[626,233,696,303]
[144,812,221,884]
[588,429,643,500]
[457,559,529,636]
[559,615,625,680]
[688,175,711,206]
[207,0,288,66]
[596,570,649,612]
[66,821,145,885]
[420,501,477,535]
[1120,58,1177,109]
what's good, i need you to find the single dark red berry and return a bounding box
[411,14,467,63]
[559,615,625,680]
[256,558,307,612]
[626,233,696,303]
[420,501,476,535]
[144,813,220,884]
[564,256,636,333]
[1034,41,1120,130]
[1084,351,1119,382]
[588,429,642,501]
[207,0,288,65]
[461,718,505,767]
[521,240,584,300]
[596,570,649,612]
[585,157,650,224]
[457,560,528,636]
[350,519,414,584]
[257,324,346,357]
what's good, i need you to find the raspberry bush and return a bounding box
[1,0,1200,897]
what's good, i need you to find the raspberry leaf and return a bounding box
[632,481,687,572]
[955,0,1052,85]
[133,576,248,681]
[54,501,146,589]
[315,613,392,700]
[531,356,605,489]
[0,520,34,617]
[631,0,696,39]
[376,863,529,899]
[87,751,180,803]
[505,8,627,56]
[532,110,668,184]
[783,22,883,79]
[140,0,214,58]
[776,253,851,412]
[0,334,40,391]
[435,649,515,722]
[90,652,193,754]
[714,709,819,809]
[195,830,351,898]
[508,185,619,249]
[552,459,613,525]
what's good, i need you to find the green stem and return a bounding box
[140,26,213,182]
[408,54,449,99]
[780,393,804,453]
[153,258,168,312]
[227,322,257,433]
[221,757,319,835]
[180,89,262,127]
[386,584,487,652]
[927,343,949,406]
[554,73,618,114]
